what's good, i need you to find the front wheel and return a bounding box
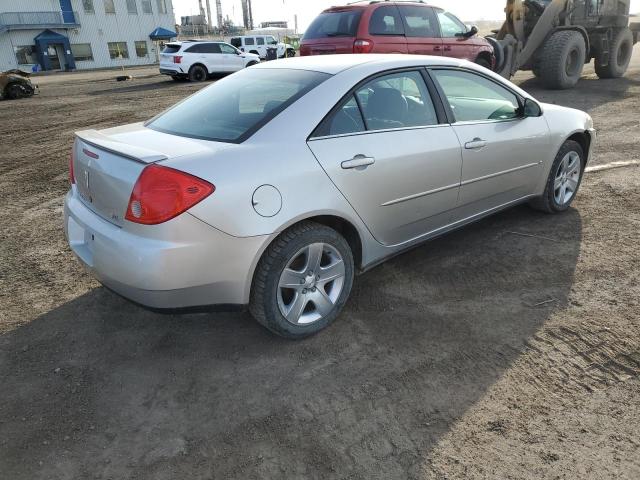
[529,140,585,213]
[538,30,586,89]
[249,222,354,339]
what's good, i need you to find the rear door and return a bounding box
[367,5,408,53]
[435,9,477,61]
[307,69,462,246]
[430,68,550,217]
[399,5,443,56]
[200,43,224,71]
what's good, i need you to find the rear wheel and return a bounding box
[188,65,207,82]
[529,140,585,213]
[538,30,586,89]
[596,27,633,79]
[249,221,354,339]
[5,83,26,99]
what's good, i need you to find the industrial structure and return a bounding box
[0,0,176,72]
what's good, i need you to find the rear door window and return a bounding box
[399,6,438,37]
[303,10,363,39]
[185,44,204,53]
[256,37,265,45]
[201,43,221,54]
[369,5,405,36]
[245,37,255,46]
[432,69,521,122]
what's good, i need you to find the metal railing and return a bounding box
[0,11,80,30]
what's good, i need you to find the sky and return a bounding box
[172,0,640,32]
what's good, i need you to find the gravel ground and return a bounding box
[0,51,639,479]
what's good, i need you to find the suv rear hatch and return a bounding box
[160,43,182,68]
[72,124,226,227]
[300,7,364,56]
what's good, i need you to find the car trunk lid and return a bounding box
[72,123,228,227]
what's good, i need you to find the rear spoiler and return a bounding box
[75,129,168,164]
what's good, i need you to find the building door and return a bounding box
[47,45,61,70]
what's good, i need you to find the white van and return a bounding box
[230,35,296,59]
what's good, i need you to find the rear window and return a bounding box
[230,37,241,48]
[162,44,181,54]
[303,10,363,39]
[148,69,330,143]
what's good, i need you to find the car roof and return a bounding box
[251,54,465,75]
[324,1,434,11]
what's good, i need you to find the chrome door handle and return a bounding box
[464,138,488,149]
[341,155,375,169]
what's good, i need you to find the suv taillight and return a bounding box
[174,55,182,64]
[125,165,215,225]
[353,39,373,54]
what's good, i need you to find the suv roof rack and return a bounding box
[347,0,426,4]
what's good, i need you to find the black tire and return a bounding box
[538,30,586,89]
[188,65,207,82]
[5,84,25,99]
[529,140,585,213]
[249,221,355,339]
[475,56,491,70]
[595,27,633,79]
[286,48,296,58]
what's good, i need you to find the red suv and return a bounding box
[300,1,495,69]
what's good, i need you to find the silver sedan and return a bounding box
[64,54,595,338]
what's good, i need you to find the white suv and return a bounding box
[230,35,296,59]
[160,41,260,82]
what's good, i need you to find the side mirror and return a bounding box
[523,98,542,117]
[457,25,478,38]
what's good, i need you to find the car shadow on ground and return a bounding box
[0,206,582,479]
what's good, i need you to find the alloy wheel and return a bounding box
[277,243,346,325]
[554,151,581,206]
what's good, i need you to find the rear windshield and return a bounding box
[303,10,363,39]
[230,37,241,48]
[148,69,330,143]
[162,44,181,54]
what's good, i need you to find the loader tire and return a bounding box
[538,30,586,89]
[595,27,633,79]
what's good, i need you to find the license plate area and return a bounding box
[67,215,94,267]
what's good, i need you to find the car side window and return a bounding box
[356,71,438,131]
[369,5,405,36]
[436,11,467,38]
[245,37,255,46]
[432,69,521,122]
[202,43,221,54]
[327,95,366,136]
[219,44,236,54]
[185,44,203,53]
[256,37,265,45]
[399,6,437,37]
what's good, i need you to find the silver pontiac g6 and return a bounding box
[64,55,595,338]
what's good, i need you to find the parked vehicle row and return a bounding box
[230,35,296,60]
[66,54,594,338]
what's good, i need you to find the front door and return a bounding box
[436,10,477,61]
[220,43,244,71]
[47,45,61,70]
[430,68,550,217]
[307,70,463,246]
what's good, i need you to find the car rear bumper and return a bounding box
[159,67,184,76]
[63,190,269,309]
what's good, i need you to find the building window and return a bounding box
[135,41,148,57]
[14,45,37,65]
[108,42,130,59]
[141,0,152,13]
[71,43,94,62]
[104,0,116,14]
[83,0,95,14]
[156,0,167,14]
[126,0,138,14]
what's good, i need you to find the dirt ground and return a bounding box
[0,51,639,480]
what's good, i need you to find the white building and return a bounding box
[0,0,176,72]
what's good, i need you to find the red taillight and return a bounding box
[125,165,215,225]
[353,39,373,54]
[173,55,182,64]
[69,150,75,185]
